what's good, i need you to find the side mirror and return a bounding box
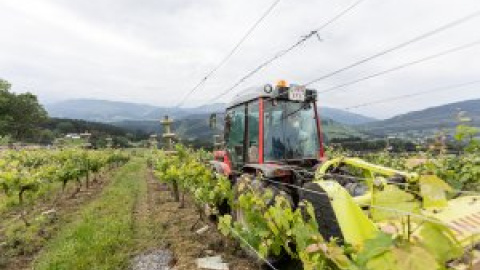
[209,113,217,129]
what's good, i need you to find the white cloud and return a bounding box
[0,0,479,118]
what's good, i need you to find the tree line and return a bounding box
[0,78,47,142]
[0,78,148,147]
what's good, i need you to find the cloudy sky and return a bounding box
[0,0,479,119]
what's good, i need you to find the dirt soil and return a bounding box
[0,170,114,270]
[133,170,259,270]
[1,165,264,270]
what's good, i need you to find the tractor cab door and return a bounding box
[225,104,246,170]
[225,101,261,171]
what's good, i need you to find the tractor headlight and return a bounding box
[264,84,273,93]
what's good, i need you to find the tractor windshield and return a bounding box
[264,100,319,161]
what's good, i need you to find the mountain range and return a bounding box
[45,98,480,141]
[44,99,373,142]
[360,99,480,135]
[45,99,376,125]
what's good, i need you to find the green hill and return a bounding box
[360,99,480,136]
[45,99,376,125]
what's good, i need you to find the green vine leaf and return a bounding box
[419,222,463,263]
[391,244,439,270]
[371,185,420,222]
[419,175,451,208]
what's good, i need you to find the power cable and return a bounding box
[342,80,480,110]
[205,0,368,103]
[175,0,282,108]
[304,10,480,87]
[262,178,461,230]
[229,228,279,270]
[318,40,480,94]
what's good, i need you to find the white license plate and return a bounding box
[288,85,306,101]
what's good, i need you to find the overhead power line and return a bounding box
[206,0,368,103]
[343,80,480,110]
[304,9,480,87]
[318,40,480,94]
[175,0,282,108]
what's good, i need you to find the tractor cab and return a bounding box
[217,81,324,174]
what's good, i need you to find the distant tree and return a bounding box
[0,79,13,132]
[56,121,75,134]
[0,78,11,91]
[0,135,11,145]
[455,124,480,153]
[113,136,130,148]
[9,93,48,140]
[36,129,55,144]
[0,78,48,141]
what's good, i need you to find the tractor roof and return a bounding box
[227,86,274,109]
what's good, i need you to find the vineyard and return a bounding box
[0,143,478,269]
[1,1,480,269]
[0,148,129,268]
[0,149,129,216]
[149,145,480,270]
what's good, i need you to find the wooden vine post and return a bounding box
[149,134,158,149]
[214,135,222,150]
[81,131,91,188]
[106,137,113,148]
[161,115,180,202]
[147,134,157,169]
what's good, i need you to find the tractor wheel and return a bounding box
[300,182,344,243]
[231,175,250,227]
[216,199,231,216]
[232,174,255,228]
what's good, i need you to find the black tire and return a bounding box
[217,199,231,216]
[300,182,344,243]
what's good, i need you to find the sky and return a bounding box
[0,0,479,119]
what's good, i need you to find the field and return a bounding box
[0,149,257,270]
[0,145,479,270]
[2,0,480,268]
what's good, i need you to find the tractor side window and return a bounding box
[226,105,246,169]
[264,101,285,161]
[247,101,259,162]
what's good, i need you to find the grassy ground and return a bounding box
[8,156,256,270]
[34,158,147,270]
[0,168,115,269]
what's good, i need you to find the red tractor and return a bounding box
[210,80,339,239]
[209,81,480,268]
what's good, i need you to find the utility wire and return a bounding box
[261,178,461,230]
[205,0,368,103]
[230,176,479,269]
[342,80,480,110]
[318,40,480,94]
[304,10,480,87]
[317,172,480,195]
[229,228,279,270]
[175,0,282,108]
